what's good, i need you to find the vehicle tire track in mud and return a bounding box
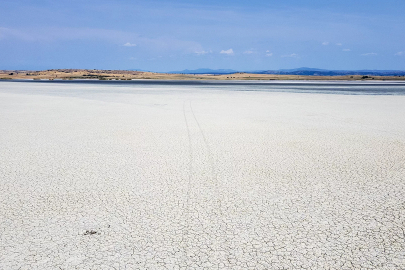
[181,100,194,266]
[188,100,230,267]
[189,101,217,189]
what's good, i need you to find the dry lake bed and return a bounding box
[1,80,405,269]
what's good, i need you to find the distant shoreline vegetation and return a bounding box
[1,68,405,81]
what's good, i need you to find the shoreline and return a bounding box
[2,78,405,85]
[2,79,405,96]
[1,69,405,81]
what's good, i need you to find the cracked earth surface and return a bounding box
[1,82,405,269]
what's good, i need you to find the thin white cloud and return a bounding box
[0,27,204,54]
[322,41,329,45]
[281,53,298,58]
[266,53,273,57]
[361,52,377,56]
[220,48,234,55]
[123,42,137,47]
[395,51,404,56]
[244,50,254,54]
[336,43,342,46]
[343,49,351,51]
[0,27,36,41]
[195,50,211,55]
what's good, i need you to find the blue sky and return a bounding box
[1,0,404,71]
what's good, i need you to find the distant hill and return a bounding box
[278,67,328,72]
[169,67,405,76]
[254,68,405,76]
[168,68,238,74]
[128,68,152,72]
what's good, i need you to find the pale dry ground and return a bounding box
[0,81,405,269]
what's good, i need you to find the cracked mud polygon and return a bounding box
[1,81,405,269]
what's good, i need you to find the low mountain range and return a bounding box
[168,67,405,76]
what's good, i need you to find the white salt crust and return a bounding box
[0,82,405,269]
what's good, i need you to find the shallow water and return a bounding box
[3,79,405,95]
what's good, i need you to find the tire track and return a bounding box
[189,101,217,189]
[181,100,194,267]
[188,100,230,267]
